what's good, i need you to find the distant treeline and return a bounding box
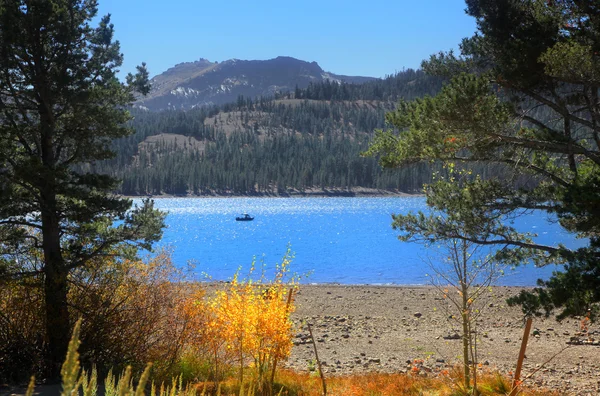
[292,68,445,102]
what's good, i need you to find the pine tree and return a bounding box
[367,0,600,320]
[0,0,165,377]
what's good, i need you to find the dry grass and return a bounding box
[265,369,559,396]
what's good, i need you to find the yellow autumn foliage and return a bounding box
[185,251,298,393]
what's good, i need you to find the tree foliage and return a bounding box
[366,0,600,320]
[0,0,165,377]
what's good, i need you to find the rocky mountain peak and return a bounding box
[136,56,376,111]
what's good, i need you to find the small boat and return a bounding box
[236,213,254,221]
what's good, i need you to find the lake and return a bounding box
[144,197,584,286]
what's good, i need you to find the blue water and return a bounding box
[142,197,585,286]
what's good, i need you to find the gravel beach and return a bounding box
[287,285,600,395]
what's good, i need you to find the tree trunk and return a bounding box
[37,78,70,379]
[461,298,471,390]
[460,241,471,392]
[42,194,70,379]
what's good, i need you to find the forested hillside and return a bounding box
[92,69,445,195]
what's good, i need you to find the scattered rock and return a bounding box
[443,333,461,340]
[288,285,600,394]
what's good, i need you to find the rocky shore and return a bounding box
[287,285,600,395]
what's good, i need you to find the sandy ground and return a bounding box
[286,285,600,395]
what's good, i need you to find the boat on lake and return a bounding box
[236,213,254,221]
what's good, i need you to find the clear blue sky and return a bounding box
[97,0,476,79]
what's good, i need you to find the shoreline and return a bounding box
[192,280,547,288]
[120,188,423,199]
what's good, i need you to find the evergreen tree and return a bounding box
[367,0,600,320]
[0,0,165,377]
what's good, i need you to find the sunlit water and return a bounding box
[139,197,585,286]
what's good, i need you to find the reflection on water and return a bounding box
[137,197,584,286]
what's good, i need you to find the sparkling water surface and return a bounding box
[142,197,584,286]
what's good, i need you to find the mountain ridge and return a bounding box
[135,56,377,111]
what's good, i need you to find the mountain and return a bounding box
[90,69,446,196]
[135,56,377,111]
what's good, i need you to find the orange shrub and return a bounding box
[0,249,194,382]
[66,250,195,379]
